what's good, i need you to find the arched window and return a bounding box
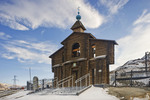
[72,43,80,57]
[92,44,96,57]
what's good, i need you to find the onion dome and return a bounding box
[76,12,81,21]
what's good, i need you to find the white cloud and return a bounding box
[133,9,150,25]
[99,0,129,14]
[0,32,11,40]
[0,0,104,30]
[0,13,29,30]
[111,10,150,71]
[9,40,57,53]
[1,39,58,64]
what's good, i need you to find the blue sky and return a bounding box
[0,0,150,86]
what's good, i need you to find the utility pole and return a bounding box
[145,52,150,72]
[145,52,148,73]
[115,71,117,87]
[12,75,18,89]
[29,67,31,83]
[29,67,32,90]
[130,70,133,87]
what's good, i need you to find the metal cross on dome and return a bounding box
[76,7,81,21]
[77,7,80,14]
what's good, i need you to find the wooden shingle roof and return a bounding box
[71,21,86,30]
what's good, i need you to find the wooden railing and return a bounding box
[75,73,90,89]
[57,75,74,88]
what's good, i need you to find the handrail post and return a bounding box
[81,79,82,87]
[53,77,58,88]
[80,79,81,89]
[75,82,77,90]
[68,79,70,87]
[86,76,87,86]
[72,77,73,87]
[89,73,90,85]
[56,78,58,88]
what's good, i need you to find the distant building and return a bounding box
[49,10,117,87]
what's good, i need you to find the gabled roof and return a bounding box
[71,21,86,30]
[90,38,118,45]
[49,46,64,58]
[61,32,96,45]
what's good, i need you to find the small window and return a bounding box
[92,44,96,57]
[72,43,80,57]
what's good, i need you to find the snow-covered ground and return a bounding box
[0,86,119,100]
[0,90,30,100]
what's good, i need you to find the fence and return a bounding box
[27,73,91,92]
[114,70,150,87]
[27,78,54,90]
[39,79,54,89]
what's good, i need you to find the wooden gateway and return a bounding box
[49,11,117,87]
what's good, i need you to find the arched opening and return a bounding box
[92,44,96,57]
[72,43,80,57]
